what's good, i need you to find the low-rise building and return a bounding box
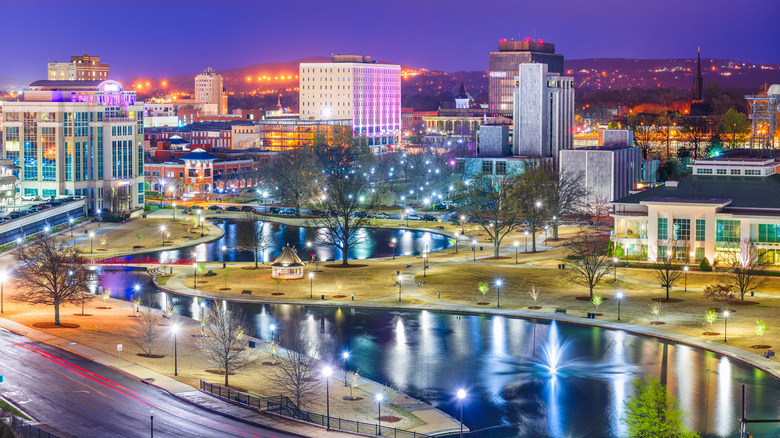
[560,145,641,202]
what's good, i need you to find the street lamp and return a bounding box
[397,275,402,302]
[460,215,465,234]
[323,366,333,431]
[405,209,411,227]
[160,225,167,247]
[309,272,314,298]
[193,262,198,288]
[616,292,623,321]
[496,279,502,308]
[513,241,519,264]
[613,257,618,282]
[150,409,154,438]
[423,252,428,277]
[171,324,179,376]
[199,215,205,237]
[453,232,459,253]
[69,217,74,237]
[89,231,95,253]
[724,311,730,342]
[457,389,467,438]
[391,238,397,260]
[0,271,5,314]
[342,351,350,386]
[544,225,549,241]
[524,230,529,252]
[471,240,477,261]
[375,393,383,435]
[221,245,227,268]
[269,324,276,342]
[683,266,688,293]
[261,244,266,265]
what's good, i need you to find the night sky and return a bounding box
[3,0,779,81]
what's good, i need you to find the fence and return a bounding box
[200,380,431,438]
[7,415,59,438]
[87,257,195,265]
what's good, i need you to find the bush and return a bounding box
[699,258,711,272]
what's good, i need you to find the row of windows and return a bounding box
[758,224,780,243]
[658,218,708,242]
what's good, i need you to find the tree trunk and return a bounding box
[666,284,670,301]
[552,222,559,240]
[54,303,61,325]
[531,230,537,252]
[494,242,500,259]
[254,249,259,268]
[589,284,594,299]
[224,366,229,386]
[342,246,349,266]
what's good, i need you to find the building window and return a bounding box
[188,169,197,177]
[496,161,507,175]
[695,247,705,262]
[658,245,667,259]
[758,224,779,243]
[481,160,493,174]
[696,168,713,174]
[695,219,705,242]
[716,168,727,175]
[673,218,690,241]
[716,220,740,242]
[745,169,761,176]
[730,169,741,175]
[658,217,668,240]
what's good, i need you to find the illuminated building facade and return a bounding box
[489,40,564,114]
[47,53,109,81]
[299,54,401,153]
[2,80,144,212]
[195,67,228,115]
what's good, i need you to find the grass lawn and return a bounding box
[0,398,30,420]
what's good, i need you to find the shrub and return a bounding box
[699,258,711,272]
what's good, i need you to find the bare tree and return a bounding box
[517,168,551,252]
[545,170,587,240]
[306,171,382,265]
[12,235,89,325]
[703,283,735,311]
[586,195,613,231]
[235,215,272,268]
[267,149,320,217]
[654,239,685,301]
[567,232,613,299]
[102,183,130,217]
[460,175,522,258]
[198,302,254,386]
[721,239,767,301]
[76,289,95,316]
[134,297,163,356]
[271,329,322,409]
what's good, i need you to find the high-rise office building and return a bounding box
[2,79,144,212]
[195,67,228,115]
[47,53,109,81]
[299,55,401,153]
[512,63,574,170]
[489,40,564,114]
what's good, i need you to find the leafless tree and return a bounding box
[12,235,90,325]
[235,215,272,268]
[517,168,551,252]
[720,239,767,301]
[545,170,587,240]
[306,171,382,265]
[703,283,736,311]
[267,149,320,217]
[198,301,254,386]
[586,195,613,231]
[567,232,613,299]
[271,329,322,409]
[654,239,685,301]
[102,183,130,217]
[460,175,522,258]
[134,297,163,356]
[76,289,95,316]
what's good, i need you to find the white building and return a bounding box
[512,63,574,170]
[195,67,227,115]
[299,54,401,153]
[2,80,144,213]
[611,151,780,265]
[47,54,109,81]
[560,146,641,202]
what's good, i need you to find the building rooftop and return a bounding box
[613,174,780,210]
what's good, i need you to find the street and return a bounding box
[0,328,296,438]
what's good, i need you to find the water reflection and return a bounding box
[98,270,780,438]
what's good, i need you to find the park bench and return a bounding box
[241,290,252,295]
[555,308,567,314]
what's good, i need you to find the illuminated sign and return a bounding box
[489,72,507,78]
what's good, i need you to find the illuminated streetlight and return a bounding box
[683,266,688,292]
[471,240,477,261]
[193,262,198,288]
[513,241,519,264]
[323,366,333,431]
[342,351,350,387]
[457,389,467,438]
[69,217,74,237]
[397,275,402,302]
[376,393,384,435]
[309,272,314,298]
[171,324,179,376]
[524,230,529,252]
[269,324,276,343]
[724,311,730,342]
[89,231,95,253]
[496,279,503,308]
[160,225,167,247]
[616,292,623,321]
[613,257,618,282]
[391,238,397,260]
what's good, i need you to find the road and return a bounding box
[0,328,296,438]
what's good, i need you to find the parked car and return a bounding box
[352,211,367,218]
[241,206,255,213]
[21,195,37,201]
[282,208,296,215]
[405,214,422,221]
[225,206,241,212]
[208,205,222,212]
[190,205,204,211]
[422,214,436,222]
[434,204,449,211]
[310,209,327,217]
[269,207,281,214]
[371,212,390,219]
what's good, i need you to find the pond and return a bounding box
[96,269,780,438]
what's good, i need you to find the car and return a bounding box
[269,207,281,214]
[310,209,327,217]
[190,205,204,211]
[207,205,222,212]
[225,206,240,212]
[371,212,390,219]
[21,195,37,201]
[434,204,449,211]
[241,206,255,213]
[422,214,437,222]
[282,208,296,215]
[405,214,422,221]
[351,211,367,218]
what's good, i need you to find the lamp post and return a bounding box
[69,217,74,237]
[406,209,411,227]
[613,257,618,282]
[342,351,350,386]
[172,202,176,220]
[0,271,5,314]
[261,244,266,265]
[323,366,333,431]
[496,279,502,308]
[616,292,623,321]
[221,245,227,268]
[513,241,519,264]
[160,225,167,247]
[471,240,477,261]
[460,215,465,234]
[269,324,276,342]
[423,252,428,277]
[391,238,397,260]
[683,266,688,292]
[453,232,459,253]
[397,275,402,302]
[724,311,730,342]
[457,389,466,438]
[199,215,204,237]
[306,241,313,262]
[193,262,198,288]
[524,230,529,252]
[150,410,154,438]
[309,272,314,298]
[89,231,95,253]
[172,324,179,376]
[544,225,549,241]
[376,394,383,435]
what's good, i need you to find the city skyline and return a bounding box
[3,0,779,81]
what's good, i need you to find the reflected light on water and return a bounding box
[715,357,733,437]
[388,317,410,389]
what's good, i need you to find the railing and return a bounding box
[8,415,59,438]
[88,257,195,265]
[200,380,431,438]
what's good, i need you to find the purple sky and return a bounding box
[4,0,779,81]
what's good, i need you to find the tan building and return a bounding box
[47,53,109,81]
[299,55,401,153]
[195,68,227,115]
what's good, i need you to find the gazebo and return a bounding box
[270,246,305,279]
